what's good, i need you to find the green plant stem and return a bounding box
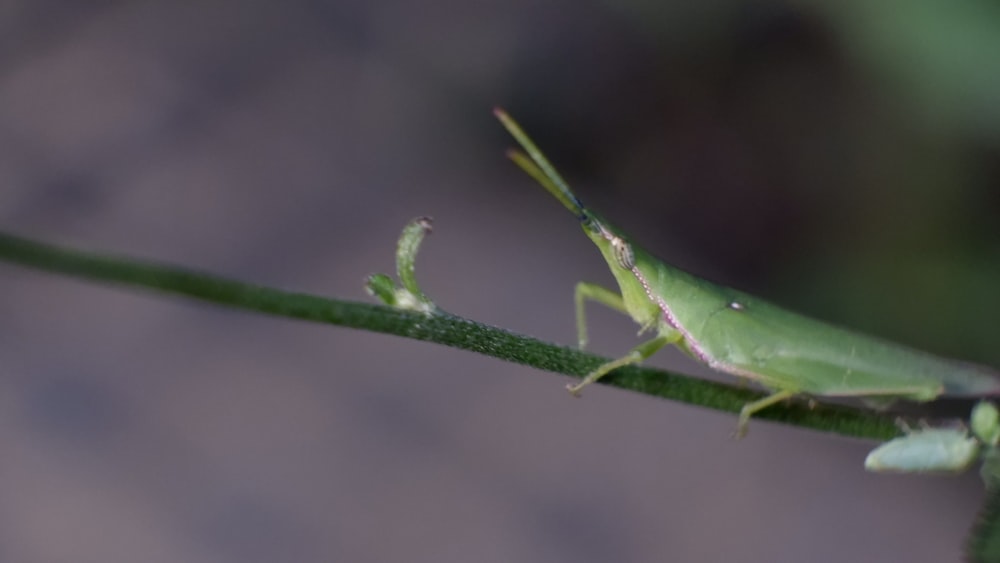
[0,230,899,440]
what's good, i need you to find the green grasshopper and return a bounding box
[495,108,1000,437]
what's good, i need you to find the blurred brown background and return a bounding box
[1,1,998,561]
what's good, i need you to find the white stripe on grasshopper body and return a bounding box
[495,108,1000,437]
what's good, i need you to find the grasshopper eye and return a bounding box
[582,215,602,236]
[611,237,635,269]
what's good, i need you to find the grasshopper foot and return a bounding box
[566,382,586,397]
[731,389,798,440]
[730,415,751,440]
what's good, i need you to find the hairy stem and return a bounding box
[0,230,899,440]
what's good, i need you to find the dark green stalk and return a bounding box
[0,230,899,440]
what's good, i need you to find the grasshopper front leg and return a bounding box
[575,282,633,348]
[569,282,681,395]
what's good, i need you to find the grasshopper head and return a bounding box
[495,109,631,267]
[496,108,661,328]
[576,210,636,274]
[577,212,662,329]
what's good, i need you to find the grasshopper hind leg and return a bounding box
[734,389,799,439]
